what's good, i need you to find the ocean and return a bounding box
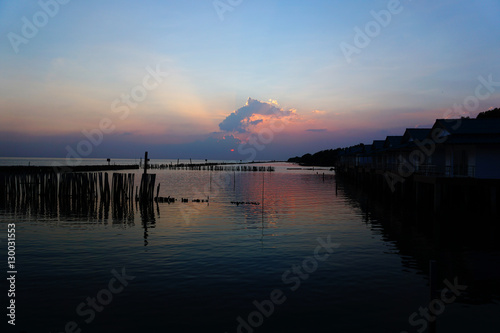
[0,159,499,332]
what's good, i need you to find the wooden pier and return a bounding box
[0,164,139,175]
[335,166,500,222]
[146,163,275,172]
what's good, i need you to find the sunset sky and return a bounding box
[1,0,500,160]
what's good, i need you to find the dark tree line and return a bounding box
[288,148,342,166]
[476,108,500,119]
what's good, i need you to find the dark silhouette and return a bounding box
[289,108,500,167]
[288,148,342,166]
[477,107,500,119]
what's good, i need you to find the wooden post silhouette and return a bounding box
[139,151,155,202]
[144,151,149,175]
[429,260,438,333]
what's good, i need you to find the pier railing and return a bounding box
[414,165,476,178]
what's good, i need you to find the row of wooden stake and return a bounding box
[0,172,156,206]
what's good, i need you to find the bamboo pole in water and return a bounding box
[2,171,139,215]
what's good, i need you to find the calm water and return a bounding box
[0,157,239,166]
[1,162,499,332]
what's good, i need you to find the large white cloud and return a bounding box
[218,98,294,133]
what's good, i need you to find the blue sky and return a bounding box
[1,0,499,160]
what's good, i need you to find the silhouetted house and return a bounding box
[382,136,404,171]
[400,128,432,172]
[372,140,385,150]
[384,136,404,148]
[401,128,432,145]
[338,144,365,169]
[427,118,500,178]
[371,140,385,169]
[337,144,378,171]
[334,118,500,216]
[336,118,500,180]
[359,144,373,167]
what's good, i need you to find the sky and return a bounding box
[1,0,500,161]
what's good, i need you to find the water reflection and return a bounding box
[0,194,141,225]
[1,166,499,332]
[138,201,156,246]
[336,174,500,305]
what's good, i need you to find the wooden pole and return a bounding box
[491,186,497,216]
[144,151,149,175]
[433,183,441,213]
[429,260,438,333]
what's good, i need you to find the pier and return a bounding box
[335,166,500,222]
[146,163,275,172]
[0,164,139,174]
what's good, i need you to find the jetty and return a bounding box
[147,163,274,172]
[0,164,139,174]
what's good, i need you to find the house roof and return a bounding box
[430,118,500,144]
[346,145,365,154]
[402,128,432,143]
[433,118,500,135]
[372,140,385,151]
[383,136,404,149]
[338,145,364,156]
[363,144,374,154]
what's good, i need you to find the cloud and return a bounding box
[305,129,328,132]
[250,119,263,126]
[311,110,326,115]
[218,98,294,133]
